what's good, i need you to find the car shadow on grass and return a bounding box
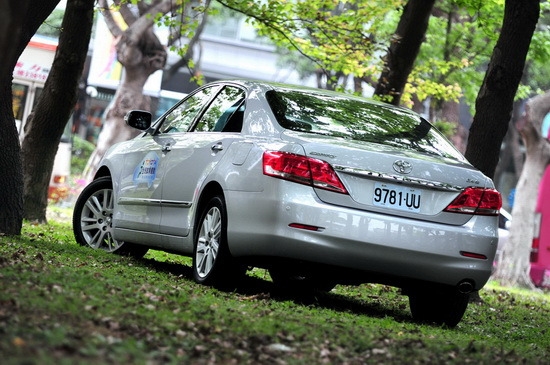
[137,255,412,325]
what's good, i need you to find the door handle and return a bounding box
[211,143,224,151]
[162,143,172,153]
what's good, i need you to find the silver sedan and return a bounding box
[73,80,501,327]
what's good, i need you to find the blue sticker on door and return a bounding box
[133,152,159,188]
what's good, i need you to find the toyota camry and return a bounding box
[73,80,501,327]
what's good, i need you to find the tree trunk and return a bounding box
[494,91,550,287]
[511,125,524,181]
[83,5,168,180]
[374,0,436,106]
[464,0,539,179]
[0,0,59,235]
[83,67,151,181]
[0,82,24,235]
[21,0,94,222]
[84,26,164,181]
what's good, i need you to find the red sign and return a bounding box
[14,61,50,82]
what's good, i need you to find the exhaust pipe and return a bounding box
[457,280,474,294]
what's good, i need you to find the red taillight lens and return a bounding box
[531,212,542,262]
[263,151,348,194]
[444,187,502,215]
[460,251,487,260]
[289,223,323,231]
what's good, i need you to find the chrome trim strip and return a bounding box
[333,165,464,192]
[118,197,192,208]
[118,197,161,206]
[162,200,193,208]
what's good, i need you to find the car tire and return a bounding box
[73,176,148,258]
[408,285,470,327]
[192,195,242,287]
[269,268,337,293]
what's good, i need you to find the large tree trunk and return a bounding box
[494,92,550,287]
[83,64,152,181]
[84,1,171,180]
[464,0,539,179]
[374,0,436,106]
[0,0,59,235]
[83,29,164,180]
[0,81,23,235]
[21,0,94,223]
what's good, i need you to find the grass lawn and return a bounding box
[0,207,549,364]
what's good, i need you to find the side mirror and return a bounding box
[125,110,152,131]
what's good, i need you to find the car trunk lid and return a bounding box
[281,131,491,224]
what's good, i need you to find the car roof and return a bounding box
[216,79,421,118]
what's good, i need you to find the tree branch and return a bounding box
[125,0,176,44]
[216,0,326,74]
[114,0,137,27]
[165,0,212,81]
[98,0,123,38]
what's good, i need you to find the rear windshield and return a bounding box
[266,89,464,160]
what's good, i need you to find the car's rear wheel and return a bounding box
[73,177,148,258]
[192,195,241,287]
[408,285,470,327]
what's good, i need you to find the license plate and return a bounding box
[372,182,421,213]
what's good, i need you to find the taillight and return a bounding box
[460,251,487,260]
[531,212,542,262]
[263,151,348,194]
[289,223,323,231]
[444,187,501,215]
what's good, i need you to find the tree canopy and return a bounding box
[219,0,549,113]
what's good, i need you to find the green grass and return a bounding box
[1,217,549,364]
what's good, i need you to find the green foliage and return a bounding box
[220,0,402,87]
[216,0,494,107]
[523,0,550,93]
[1,218,550,363]
[405,59,466,108]
[36,9,65,38]
[529,30,550,65]
[153,3,210,56]
[215,0,548,113]
[433,119,457,139]
[71,135,95,176]
[412,1,501,111]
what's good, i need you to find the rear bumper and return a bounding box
[225,182,498,290]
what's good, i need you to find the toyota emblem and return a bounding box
[393,160,412,174]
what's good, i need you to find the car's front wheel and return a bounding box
[192,195,242,287]
[408,285,470,327]
[72,177,148,258]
